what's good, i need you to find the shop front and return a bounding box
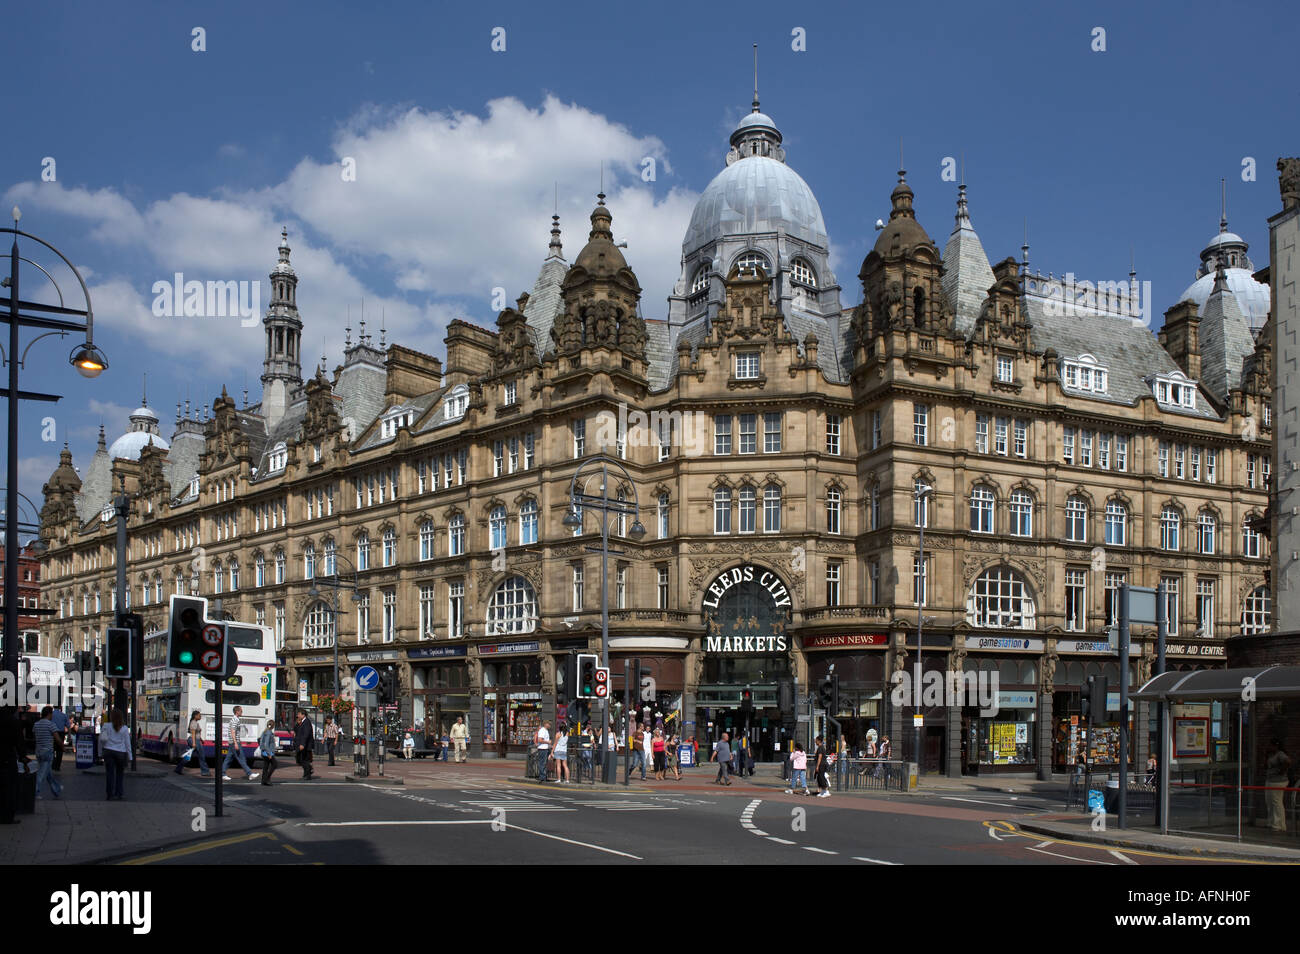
[281,653,334,727]
[693,563,794,763]
[1050,640,1139,772]
[477,640,542,757]
[409,644,469,744]
[804,634,888,753]
[608,644,686,741]
[960,640,1042,774]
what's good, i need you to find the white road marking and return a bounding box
[503,823,642,860]
[852,856,901,865]
[804,846,837,855]
[302,820,495,827]
[1109,849,1138,865]
[941,796,1028,808]
[1025,846,1114,864]
[767,837,796,845]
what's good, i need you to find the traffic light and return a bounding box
[378,668,395,705]
[167,595,222,674]
[123,612,145,678]
[563,653,578,701]
[632,659,643,702]
[817,676,833,709]
[740,688,753,715]
[778,678,793,713]
[830,673,840,717]
[1082,675,1109,725]
[106,627,134,679]
[577,653,598,699]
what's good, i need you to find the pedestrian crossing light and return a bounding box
[106,627,134,679]
[577,653,598,699]
[817,677,833,710]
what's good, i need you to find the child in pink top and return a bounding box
[784,743,810,795]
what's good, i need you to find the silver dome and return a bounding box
[107,431,170,461]
[1179,267,1271,330]
[683,156,829,256]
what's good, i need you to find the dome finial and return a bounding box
[1220,177,1228,233]
[141,372,147,408]
[752,43,760,113]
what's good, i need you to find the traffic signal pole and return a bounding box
[113,478,134,769]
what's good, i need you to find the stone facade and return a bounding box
[36,107,1283,776]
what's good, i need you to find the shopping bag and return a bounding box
[181,747,194,763]
[1087,790,1104,813]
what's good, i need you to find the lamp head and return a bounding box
[70,343,108,378]
[628,519,647,540]
[562,508,583,529]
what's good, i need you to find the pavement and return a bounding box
[0,758,277,866]
[8,753,1300,864]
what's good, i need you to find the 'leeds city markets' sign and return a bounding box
[700,565,793,611]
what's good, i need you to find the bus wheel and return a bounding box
[166,739,176,764]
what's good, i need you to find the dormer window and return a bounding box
[380,408,414,440]
[444,384,469,421]
[267,443,288,473]
[503,381,517,406]
[734,250,769,276]
[1061,354,1108,394]
[1151,372,1198,410]
[790,258,817,288]
[734,352,760,380]
[690,266,710,297]
[188,475,200,497]
[99,505,113,524]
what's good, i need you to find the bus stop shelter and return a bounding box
[1132,665,1300,844]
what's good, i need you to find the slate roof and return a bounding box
[74,448,112,524]
[1021,293,1220,421]
[1198,272,1256,404]
[524,254,569,358]
[942,188,996,337]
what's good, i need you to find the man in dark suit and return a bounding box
[294,711,315,779]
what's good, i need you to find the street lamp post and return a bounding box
[563,455,646,783]
[307,553,361,705]
[2,211,107,703]
[914,483,933,774]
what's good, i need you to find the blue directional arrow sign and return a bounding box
[355,666,380,691]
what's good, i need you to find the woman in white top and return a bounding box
[553,727,570,783]
[101,709,131,801]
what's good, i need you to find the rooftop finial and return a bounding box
[380,308,386,348]
[548,209,564,259]
[1220,177,1228,233]
[599,161,605,199]
[1021,218,1030,273]
[141,373,147,408]
[752,43,760,113]
[1130,245,1137,283]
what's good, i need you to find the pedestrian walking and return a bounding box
[451,716,469,762]
[102,709,132,801]
[813,735,830,798]
[221,706,260,781]
[534,720,552,783]
[1266,738,1292,832]
[440,725,451,761]
[295,711,315,779]
[49,705,68,772]
[784,743,810,795]
[258,720,279,786]
[32,706,62,800]
[874,735,891,779]
[402,731,416,760]
[640,725,652,781]
[624,723,645,781]
[176,709,211,776]
[324,717,339,766]
[652,729,667,780]
[713,732,734,785]
[668,734,682,780]
[553,727,570,783]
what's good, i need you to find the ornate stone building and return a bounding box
[38,101,1278,776]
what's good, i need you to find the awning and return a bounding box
[1131,666,1300,701]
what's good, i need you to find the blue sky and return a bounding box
[4,0,1296,514]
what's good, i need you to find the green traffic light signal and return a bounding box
[179,650,194,664]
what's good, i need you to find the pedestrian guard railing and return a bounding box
[830,758,909,793]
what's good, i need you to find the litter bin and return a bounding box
[1104,779,1120,815]
[16,764,36,814]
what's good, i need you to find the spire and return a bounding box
[943,182,996,336]
[1212,254,1229,294]
[752,43,760,112]
[97,424,106,451]
[954,183,972,230]
[547,213,564,260]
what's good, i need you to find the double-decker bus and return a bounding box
[136,624,292,762]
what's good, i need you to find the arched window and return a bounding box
[382,528,397,566]
[153,576,163,604]
[520,499,538,545]
[1009,491,1033,537]
[255,553,266,587]
[323,540,336,576]
[1065,496,1087,542]
[690,266,710,296]
[790,258,817,288]
[59,636,73,662]
[1242,586,1271,635]
[763,484,782,533]
[490,506,508,550]
[487,576,538,636]
[444,384,469,421]
[1243,515,1262,558]
[738,485,756,534]
[449,514,465,557]
[1197,511,1217,555]
[174,569,185,595]
[826,488,842,534]
[967,567,1037,629]
[714,488,732,535]
[303,600,335,648]
[303,544,315,580]
[1160,508,1181,551]
[229,558,239,591]
[1105,501,1127,546]
[212,560,224,594]
[970,486,995,534]
[274,549,286,584]
[356,533,370,571]
[419,520,435,561]
[734,250,769,275]
[913,286,925,326]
